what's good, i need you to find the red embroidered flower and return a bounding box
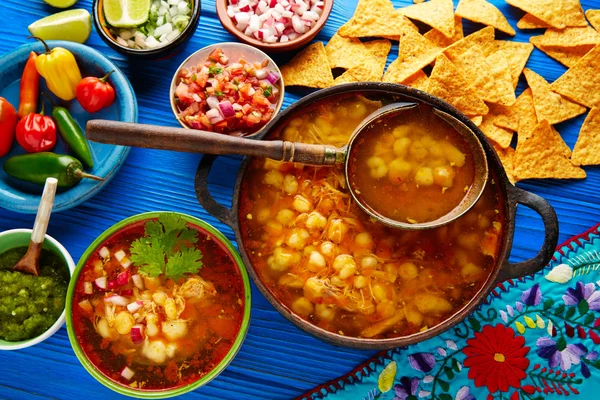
[463,324,531,393]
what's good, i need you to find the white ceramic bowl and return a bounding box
[0,229,75,350]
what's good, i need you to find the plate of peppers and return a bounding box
[0,39,137,213]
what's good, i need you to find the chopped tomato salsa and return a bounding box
[174,47,281,135]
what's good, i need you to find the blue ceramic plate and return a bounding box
[0,41,137,214]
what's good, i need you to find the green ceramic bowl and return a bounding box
[65,211,252,398]
[0,229,75,350]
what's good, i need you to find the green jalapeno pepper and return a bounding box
[52,106,94,168]
[3,152,103,188]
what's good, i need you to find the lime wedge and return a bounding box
[104,0,151,28]
[43,0,78,8]
[28,9,92,44]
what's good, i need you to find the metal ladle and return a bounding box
[86,102,488,230]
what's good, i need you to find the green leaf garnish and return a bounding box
[208,65,223,75]
[215,90,223,97]
[130,214,203,279]
[263,85,272,97]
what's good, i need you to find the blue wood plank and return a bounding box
[1,0,600,398]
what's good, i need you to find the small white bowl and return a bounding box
[0,229,75,350]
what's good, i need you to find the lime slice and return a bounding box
[104,0,151,28]
[28,9,92,44]
[43,0,78,8]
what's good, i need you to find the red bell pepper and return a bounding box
[76,71,116,113]
[16,101,56,153]
[18,51,40,118]
[0,97,17,157]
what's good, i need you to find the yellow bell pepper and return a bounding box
[32,37,82,101]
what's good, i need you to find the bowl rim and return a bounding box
[65,211,252,398]
[92,0,201,56]
[169,41,285,138]
[0,229,76,351]
[215,0,334,51]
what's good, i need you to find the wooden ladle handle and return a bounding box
[31,177,57,244]
[86,120,342,165]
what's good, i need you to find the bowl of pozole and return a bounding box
[195,82,559,350]
[66,212,251,397]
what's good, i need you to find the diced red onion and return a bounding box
[218,101,236,118]
[94,277,107,290]
[83,281,93,295]
[207,95,220,109]
[104,295,128,306]
[255,69,268,79]
[132,274,144,290]
[127,301,143,313]
[117,269,131,286]
[121,366,135,380]
[232,103,243,111]
[266,71,280,84]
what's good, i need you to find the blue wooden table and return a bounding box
[1,0,599,398]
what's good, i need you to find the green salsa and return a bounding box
[0,246,70,342]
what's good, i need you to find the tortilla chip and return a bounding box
[517,13,551,30]
[444,26,496,61]
[550,44,600,108]
[452,45,515,106]
[485,40,533,88]
[572,108,600,165]
[480,113,514,148]
[424,16,464,49]
[382,24,441,84]
[505,0,586,29]
[398,0,455,39]
[530,39,591,68]
[587,10,600,31]
[338,0,417,39]
[470,115,483,126]
[523,68,586,125]
[365,39,392,78]
[493,88,538,139]
[529,26,600,48]
[455,0,515,36]
[427,53,489,115]
[280,42,334,88]
[492,144,516,184]
[514,120,585,180]
[325,33,368,70]
[400,70,430,91]
[333,70,360,85]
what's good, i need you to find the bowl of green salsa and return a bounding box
[0,229,75,350]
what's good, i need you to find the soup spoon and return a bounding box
[86,102,488,230]
[13,178,58,276]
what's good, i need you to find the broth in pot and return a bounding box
[239,94,505,339]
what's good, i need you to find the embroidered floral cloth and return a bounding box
[302,224,600,400]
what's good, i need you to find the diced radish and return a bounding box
[107,279,117,290]
[131,325,144,344]
[94,277,107,290]
[232,103,243,111]
[120,289,134,296]
[121,366,135,380]
[127,301,144,313]
[83,281,93,295]
[249,14,261,31]
[121,258,132,269]
[104,295,128,306]
[114,249,126,262]
[117,269,131,286]
[292,15,306,33]
[132,274,144,290]
[280,34,289,42]
[264,35,278,43]
[235,12,251,25]
[78,299,93,313]
[99,247,110,259]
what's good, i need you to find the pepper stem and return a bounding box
[75,170,104,182]
[100,70,115,83]
[27,36,52,54]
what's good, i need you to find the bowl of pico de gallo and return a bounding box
[170,42,284,137]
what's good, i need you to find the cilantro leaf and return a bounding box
[129,214,203,280]
[208,65,223,75]
[263,85,272,97]
[165,247,203,280]
[130,237,166,278]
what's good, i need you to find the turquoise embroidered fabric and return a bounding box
[303,224,600,400]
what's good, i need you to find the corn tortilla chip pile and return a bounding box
[279,0,600,182]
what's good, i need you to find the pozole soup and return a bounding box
[239,93,505,339]
[71,215,246,391]
[348,105,475,224]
